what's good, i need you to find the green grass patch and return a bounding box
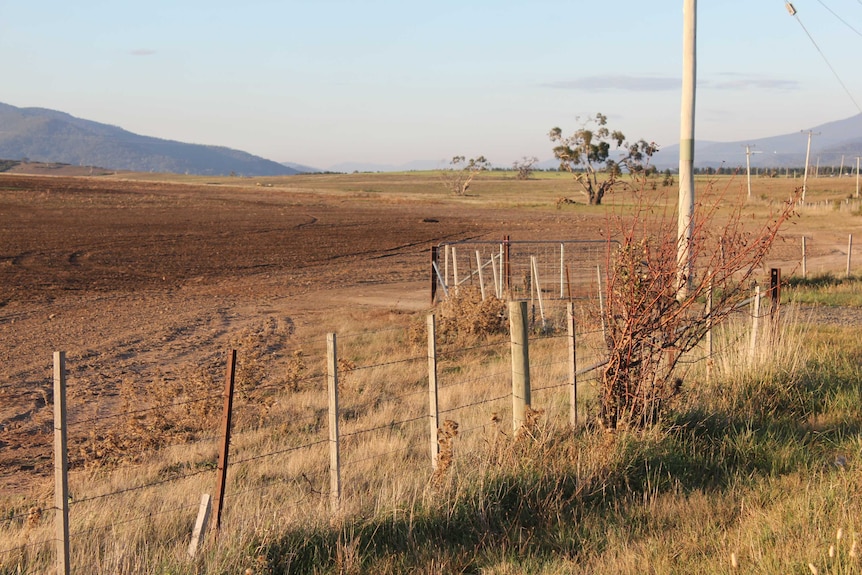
[784,273,862,307]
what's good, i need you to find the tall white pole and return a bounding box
[856,157,860,198]
[802,131,813,204]
[677,0,697,295]
[746,144,753,199]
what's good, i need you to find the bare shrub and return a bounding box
[598,186,800,429]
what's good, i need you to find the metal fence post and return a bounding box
[213,349,236,534]
[749,286,761,363]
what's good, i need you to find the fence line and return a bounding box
[13,281,787,573]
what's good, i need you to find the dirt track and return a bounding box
[0,174,607,492]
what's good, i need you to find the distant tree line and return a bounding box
[0,160,20,172]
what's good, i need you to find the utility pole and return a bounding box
[745,144,762,199]
[856,157,860,198]
[801,130,818,204]
[840,155,845,177]
[677,0,696,296]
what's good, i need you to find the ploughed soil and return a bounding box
[0,174,608,493]
[0,173,852,494]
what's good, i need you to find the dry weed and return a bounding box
[436,287,507,342]
[431,420,459,487]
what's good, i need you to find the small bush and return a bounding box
[436,287,508,341]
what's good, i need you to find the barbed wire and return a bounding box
[576,327,606,337]
[68,448,218,481]
[439,370,510,390]
[337,325,407,340]
[532,380,571,393]
[70,392,222,427]
[577,359,609,377]
[71,467,211,505]
[0,509,39,527]
[344,444,413,466]
[440,393,509,415]
[241,372,325,394]
[529,358,568,371]
[68,501,199,540]
[230,439,328,466]
[376,384,429,405]
[455,422,493,437]
[341,413,426,440]
[348,354,425,373]
[437,338,508,359]
[676,327,753,366]
[0,537,53,557]
[225,478,321,503]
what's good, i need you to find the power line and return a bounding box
[814,0,862,38]
[785,2,862,115]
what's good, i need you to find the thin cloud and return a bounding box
[707,73,800,91]
[129,49,157,56]
[546,75,679,92]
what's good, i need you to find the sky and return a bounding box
[2,0,862,170]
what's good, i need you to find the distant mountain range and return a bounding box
[0,102,298,176]
[315,115,862,174]
[3,101,860,176]
[651,114,862,170]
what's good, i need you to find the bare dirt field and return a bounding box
[0,174,609,493]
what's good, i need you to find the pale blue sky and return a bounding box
[1,0,860,169]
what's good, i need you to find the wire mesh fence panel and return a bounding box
[436,239,616,304]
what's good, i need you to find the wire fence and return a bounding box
[1,284,786,573]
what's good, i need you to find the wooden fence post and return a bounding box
[476,250,486,300]
[444,245,450,292]
[509,301,531,431]
[327,333,341,513]
[187,493,212,559]
[427,315,440,469]
[213,349,236,534]
[567,303,578,428]
[749,286,761,363]
[452,247,459,295]
[596,265,607,342]
[802,236,807,278]
[847,234,853,278]
[706,280,713,384]
[53,351,70,575]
